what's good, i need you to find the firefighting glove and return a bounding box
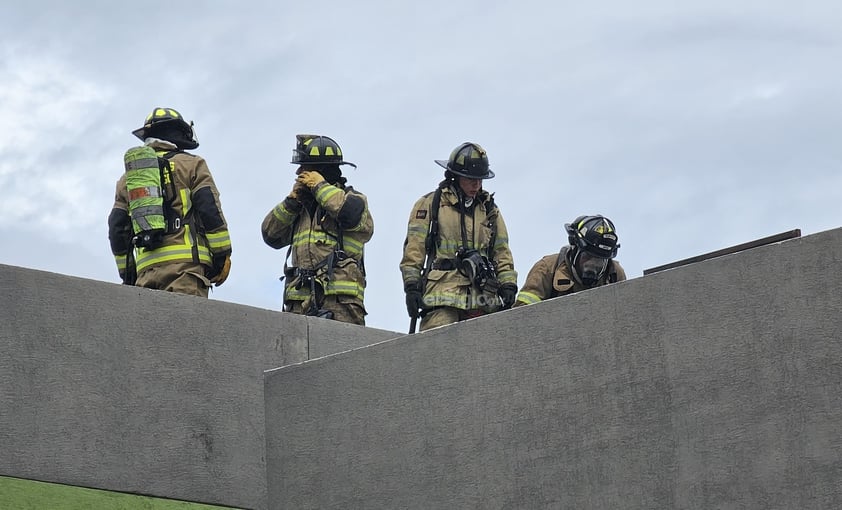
[498,283,518,309]
[404,281,424,318]
[209,254,231,286]
[296,170,325,190]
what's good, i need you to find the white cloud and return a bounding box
[0,49,114,235]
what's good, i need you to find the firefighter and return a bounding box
[262,134,373,325]
[401,142,518,332]
[108,107,232,297]
[514,214,626,306]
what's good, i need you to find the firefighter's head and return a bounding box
[132,107,199,150]
[290,134,356,184]
[435,142,493,198]
[565,215,619,287]
[436,142,494,180]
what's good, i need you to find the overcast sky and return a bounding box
[2,1,840,334]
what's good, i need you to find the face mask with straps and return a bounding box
[571,249,609,287]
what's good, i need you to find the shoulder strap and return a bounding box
[606,260,618,283]
[485,193,498,260]
[418,187,444,284]
[157,150,181,202]
[485,192,496,215]
[424,187,443,259]
[554,246,570,274]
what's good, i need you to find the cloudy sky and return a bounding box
[1,1,840,334]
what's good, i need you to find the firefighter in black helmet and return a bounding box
[514,214,626,306]
[262,134,373,325]
[400,142,518,332]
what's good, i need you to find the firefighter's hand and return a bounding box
[404,281,423,318]
[498,283,518,309]
[287,181,308,201]
[209,254,231,286]
[296,170,325,190]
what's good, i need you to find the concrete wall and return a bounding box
[265,228,842,509]
[0,265,398,510]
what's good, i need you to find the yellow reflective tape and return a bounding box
[407,224,427,235]
[325,280,364,297]
[496,270,517,284]
[422,291,468,309]
[343,237,364,254]
[314,184,341,203]
[272,203,298,223]
[403,268,422,281]
[135,244,212,270]
[179,188,191,216]
[309,146,320,156]
[292,231,335,244]
[517,291,542,305]
[325,147,335,156]
[286,280,364,299]
[206,231,231,250]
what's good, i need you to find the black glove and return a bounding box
[404,281,424,318]
[498,283,518,309]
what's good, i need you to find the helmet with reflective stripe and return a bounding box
[132,107,198,150]
[290,134,356,167]
[435,142,494,179]
[565,215,619,259]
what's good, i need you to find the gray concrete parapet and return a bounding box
[0,264,398,509]
[264,228,842,509]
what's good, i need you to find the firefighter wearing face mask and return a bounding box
[514,215,626,306]
[262,134,373,325]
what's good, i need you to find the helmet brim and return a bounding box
[290,160,356,168]
[436,159,495,179]
[131,127,147,141]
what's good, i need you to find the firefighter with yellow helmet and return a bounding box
[401,142,518,332]
[514,214,626,306]
[262,134,373,325]
[108,107,232,297]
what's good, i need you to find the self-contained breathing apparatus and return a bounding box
[123,146,180,250]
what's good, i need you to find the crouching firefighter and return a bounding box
[261,134,373,326]
[108,107,232,297]
[514,214,626,306]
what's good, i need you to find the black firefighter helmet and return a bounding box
[132,107,199,150]
[565,215,619,259]
[435,142,494,179]
[290,134,356,168]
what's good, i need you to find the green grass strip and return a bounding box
[0,476,241,509]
